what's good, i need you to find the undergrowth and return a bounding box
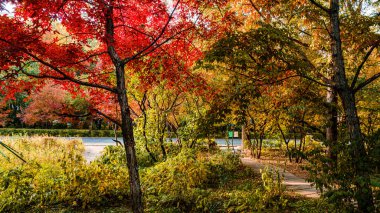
[0,137,341,212]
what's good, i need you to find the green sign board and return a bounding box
[228,131,233,138]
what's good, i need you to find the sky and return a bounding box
[0,2,14,16]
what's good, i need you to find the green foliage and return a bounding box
[0,137,129,212]
[259,167,287,209]
[141,149,294,212]
[0,137,340,212]
[304,137,380,211]
[0,128,122,137]
[95,145,126,167]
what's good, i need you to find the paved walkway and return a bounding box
[83,143,113,162]
[241,157,320,198]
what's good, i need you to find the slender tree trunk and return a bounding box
[329,0,374,211]
[242,124,246,149]
[142,110,157,162]
[326,86,338,163]
[277,123,292,162]
[254,136,259,158]
[116,64,143,213]
[105,5,143,211]
[257,135,263,159]
[159,137,167,160]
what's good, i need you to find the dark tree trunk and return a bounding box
[116,64,143,213]
[160,138,167,160]
[329,0,374,211]
[105,5,143,212]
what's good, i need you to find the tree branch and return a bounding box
[121,0,181,65]
[308,0,330,13]
[248,0,267,21]
[55,112,91,118]
[94,108,121,127]
[353,72,380,93]
[350,41,379,90]
[299,73,332,87]
[298,119,325,136]
[57,51,107,68]
[0,37,118,93]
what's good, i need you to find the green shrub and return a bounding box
[0,137,339,212]
[141,150,246,211]
[96,145,126,167]
[0,137,129,212]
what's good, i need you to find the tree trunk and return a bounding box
[326,86,338,163]
[329,0,374,211]
[257,136,263,159]
[253,136,259,158]
[142,110,157,162]
[105,5,143,211]
[277,123,292,162]
[242,124,246,149]
[338,89,374,212]
[116,64,143,213]
[160,137,167,160]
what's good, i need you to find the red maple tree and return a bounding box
[0,0,224,211]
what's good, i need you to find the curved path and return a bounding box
[83,143,320,198]
[241,157,320,198]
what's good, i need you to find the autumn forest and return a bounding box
[0,0,379,212]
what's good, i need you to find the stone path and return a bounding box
[241,157,320,198]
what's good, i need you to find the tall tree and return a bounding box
[0,1,214,211]
[311,0,377,210]
[206,0,379,210]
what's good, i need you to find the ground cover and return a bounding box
[0,137,340,212]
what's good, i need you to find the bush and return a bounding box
[141,150,240,211]
[0,137,129,212]
[0,137,338,212]
[96,145,126,167]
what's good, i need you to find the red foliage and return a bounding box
[0,0,227,118]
